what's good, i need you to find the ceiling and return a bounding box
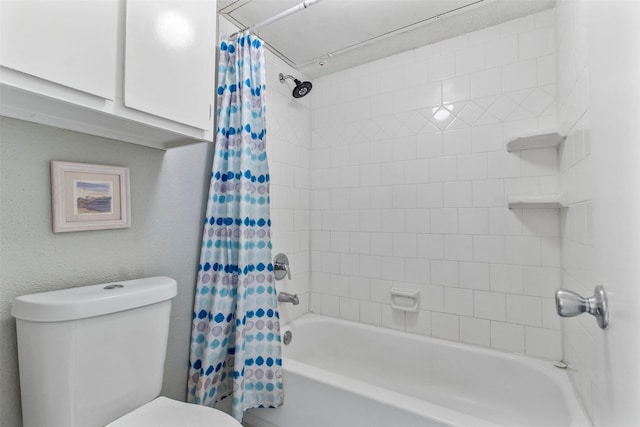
[218,0,555,79]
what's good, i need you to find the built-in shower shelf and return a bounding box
[506,131,566,152]
[507,193,566,209]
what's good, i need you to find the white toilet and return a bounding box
[11,276,242,427]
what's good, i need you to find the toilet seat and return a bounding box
[106,396,242,427]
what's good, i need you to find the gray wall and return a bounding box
[0,117,213,427]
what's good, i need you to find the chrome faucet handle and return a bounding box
[555,289,588,317]
[555,286,609,329]
[273,253,291,280]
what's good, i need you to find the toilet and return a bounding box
[11,276,241,427]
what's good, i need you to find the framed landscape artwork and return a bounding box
[51,161,131,232]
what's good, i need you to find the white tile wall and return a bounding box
[309,9,561,359]
[555,0,597,422]
[266,58,312,323]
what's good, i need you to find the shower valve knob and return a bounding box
[273,253,291,280]
[555,285,609,329]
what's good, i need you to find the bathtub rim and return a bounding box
[279,313,591,427]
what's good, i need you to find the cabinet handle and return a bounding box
[209,104,212,120]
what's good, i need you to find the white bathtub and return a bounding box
[244,314,590,427]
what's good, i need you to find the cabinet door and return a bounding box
[124,0,215,130]
[0,0,118,99]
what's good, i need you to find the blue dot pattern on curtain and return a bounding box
[187,32,283,421]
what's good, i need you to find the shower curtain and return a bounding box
[187,32,283,421]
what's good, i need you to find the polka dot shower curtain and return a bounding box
[187,32,283,421]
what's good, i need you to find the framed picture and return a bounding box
[51,161,131,232]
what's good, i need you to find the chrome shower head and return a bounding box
[279,73,312,98]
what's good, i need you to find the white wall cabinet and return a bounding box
[0,0,217,150]
[125,1,214,130]
[0,1,119,100]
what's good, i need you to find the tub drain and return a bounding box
[283,330,292,345]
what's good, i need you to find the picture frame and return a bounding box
[51,161,131,233]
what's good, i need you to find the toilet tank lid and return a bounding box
[11,276,177,322]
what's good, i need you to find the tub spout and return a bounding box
[278,292,299,305]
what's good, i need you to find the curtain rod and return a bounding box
[295,0,486,68]
[231,0,323,38]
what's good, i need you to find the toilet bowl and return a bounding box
[11,277,241,427]
[106,397,241,427]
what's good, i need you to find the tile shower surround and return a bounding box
[308,9,562,360]
[555,0,596,420]
[263,51,312,324]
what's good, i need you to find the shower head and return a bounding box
[279,73,312,98]
[293,80,312,98]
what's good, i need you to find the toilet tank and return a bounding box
[11,277,177,427]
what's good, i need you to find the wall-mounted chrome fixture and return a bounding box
[273,253,291,280]
[277,292,299,305]
[279,73,313,98]
[555,286,609,329]
[282,329,293,345]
